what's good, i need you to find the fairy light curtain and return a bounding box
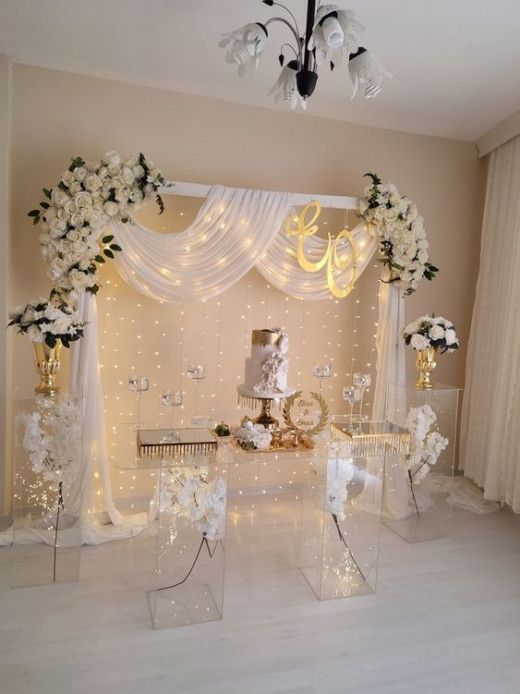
[71,183,404,543]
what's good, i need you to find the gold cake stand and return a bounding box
[237,384,296,430]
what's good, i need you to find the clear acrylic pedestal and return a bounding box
[384,383,461,543]
[300,438,386,599]
[8,395,82,587]
[147,444,228,630]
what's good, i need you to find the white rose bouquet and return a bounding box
[359,172,438,295]
[8,297,84,348]
[28,151,166,299]
[403,314,459,353]
[236,417,272,450]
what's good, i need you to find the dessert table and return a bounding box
[113,421,410,629]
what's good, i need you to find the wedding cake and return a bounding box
[241,328,290,398]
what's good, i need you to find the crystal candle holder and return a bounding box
[128,375,150,392]
[186,365,207,381]
[313,364,331,380]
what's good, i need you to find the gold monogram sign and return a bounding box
[285,200,358,299]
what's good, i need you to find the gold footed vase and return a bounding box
[34,341,62,396]
[415,346,437,390]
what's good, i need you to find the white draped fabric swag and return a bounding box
[460,136,520,511]
[68,184,405,543]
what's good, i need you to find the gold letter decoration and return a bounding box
[285,200,358,299]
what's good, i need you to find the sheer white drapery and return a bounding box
[460,136,520,512]
[112,185,376,302]
[69,183,404,541]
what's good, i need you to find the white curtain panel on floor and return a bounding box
[460,135,520,512]
[69,184,404,542]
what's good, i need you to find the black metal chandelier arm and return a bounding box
[279,42,299,60]
[263,0,302,40]
[265,16,302,57]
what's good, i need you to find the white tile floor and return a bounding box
[1,498,520,694]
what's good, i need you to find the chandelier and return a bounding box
[219,1,391,109]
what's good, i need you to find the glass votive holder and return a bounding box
[342,385,358,405]
[160,390,183,408]
[128,375,150,392]
[186,365,207,381]
[313,364,332,380]
[353,372,371,389]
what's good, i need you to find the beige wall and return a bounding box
[7,64,485,504]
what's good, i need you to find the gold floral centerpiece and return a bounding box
[403,314,459,390]
[8,298,85,395]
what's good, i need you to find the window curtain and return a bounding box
[460,135,520,512]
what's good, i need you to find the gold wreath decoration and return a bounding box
[283,391,329,436]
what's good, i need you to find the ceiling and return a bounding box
[1,0,520,141]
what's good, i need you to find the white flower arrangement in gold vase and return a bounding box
[403,314,459,390]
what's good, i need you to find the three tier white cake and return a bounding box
[241,328,290,398]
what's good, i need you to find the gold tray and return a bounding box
[137,427,218,458]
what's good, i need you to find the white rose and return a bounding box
[64,200,77,217]
[69,269,90,290]
[103,150,121,167]
[50,316,73,335]
[86,209,105,227]
[61,170,75,187]
[108,162,121,176]
[124,155,138,168]
[418,248,429,263]
[74,191,93,209]
[49,217,67,237]
[70,212,84,228]
[27,324,45,342]
[445,328,457,346]
[73,166,87,182]
[130,188,144,205]
[104,201,119,217]
[429,325,445,340]
[121,167,134,185]
[51,189,70,208]
[67,228,82,242]
[133,164,145,179]
[98,166,109,180]
[69,181,82,195]
[84,173,102,191]
[43,306,63,322]
[43,206,57,222]
[410,334,430,350]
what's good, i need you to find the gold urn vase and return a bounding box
[415,346,437,390]
[34,341,62,396]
